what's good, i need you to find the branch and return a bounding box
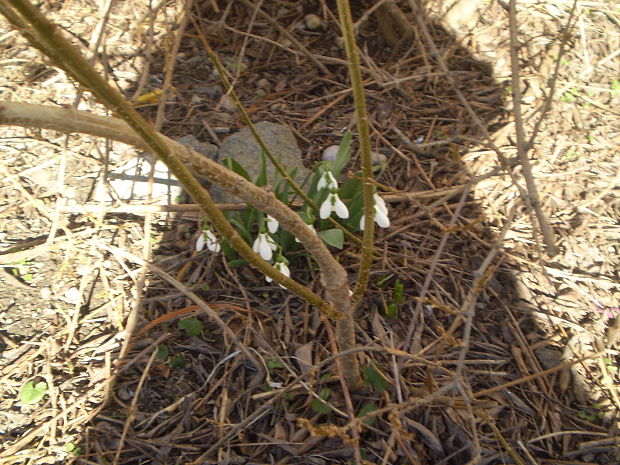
[0,100,343,313]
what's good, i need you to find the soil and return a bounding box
[0,1,618,464]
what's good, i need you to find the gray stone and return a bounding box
[175,134,218,159]
[213,122,309,203]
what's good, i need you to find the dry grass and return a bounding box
[0,1,618,464]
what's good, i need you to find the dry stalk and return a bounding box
[507,0,559,256]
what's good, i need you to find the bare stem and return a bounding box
[336,0,375,311]
[508,0,559,256]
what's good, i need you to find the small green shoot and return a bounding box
[169,354,186,368]
[178,318,202,337]
[311,388,332,414]
[267,357,285,373]
[66,442,81,455]
[357,401,379,425]
[385,278,404,318]
[156,344,170,361]
[19,380,48,405]
[363,363,387,392]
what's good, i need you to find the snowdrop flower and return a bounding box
[317,170,339,191]
[266,258,290,287]
[320,192,349,219]
[295,222,316,243]
[253,232,277,261]
[196,228,221,253]
[266,215,279,234]
[360,194,390,230]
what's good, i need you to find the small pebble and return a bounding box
[75,264,90,276]
[256,78,269,89]
[371,151,387,165]
[304,13,323,30]
[322,145,339,162]
[40,287,51,300]
[219,94,236,111]
[64,287,81,303]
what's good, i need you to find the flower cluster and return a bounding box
[252,217,294,286]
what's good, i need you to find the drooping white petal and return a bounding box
[374,194,388,215]
[319,195,333,219]
[266,260,291,286]
[359,214,366,231]
[253,233,274,261]
[317,170,339,191]
[252,235,262,254]
[266,234,277,251]
[196,233,205,251]
[374,206,390,228]
[333,194,349,219]
[266,215,279,234]
[277,261,290,278]
[205,229,221,252]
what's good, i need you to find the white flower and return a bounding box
[295,223,316,243]
[196,229,221,252]
[360,194,390,230]
[320,192,349,219]
[317,170,339,191]
[252,232,277,261]
[266,215,279,234]
[266,259,290,287]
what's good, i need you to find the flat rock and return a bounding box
[212,121,309,203]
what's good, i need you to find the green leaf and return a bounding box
[169,354,186,368]
[19,380,48,405]
[66,442,81,455]
[222,157,251,181]
[311,388,332,414]
[256,150,268,187]
[156,344,170,360]
[227,258,248,267]
[267,357,285,372]
[331,131,353,179]
[376,274,393,288]
[227,216,252,244]
[393,279,404,305]
[363,364,388,392]
[385,303,398,318]
[178,318,202,337]
[318,228,344,249]
[357,402,379,425]
[338,176,363,200]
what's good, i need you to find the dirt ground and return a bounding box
[0,1,618,464]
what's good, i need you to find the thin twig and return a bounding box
[508,0,559,256]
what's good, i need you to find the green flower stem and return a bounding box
[336,0,375,306]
